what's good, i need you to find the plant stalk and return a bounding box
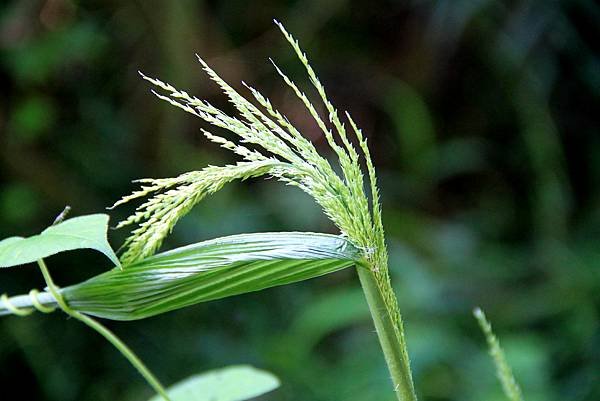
[357,265,417,401]
[36,259,172,401]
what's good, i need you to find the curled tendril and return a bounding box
[28,289,57,314]
[1,290,57,317]
[1,293,32,316]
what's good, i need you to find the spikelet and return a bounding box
[474,308,524,401]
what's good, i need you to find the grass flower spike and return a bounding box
[111,20,417,401]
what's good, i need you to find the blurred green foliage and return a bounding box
[0,1,598,401]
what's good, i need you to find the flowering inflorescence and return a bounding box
[114,21,387,273]
[112,25,412,380]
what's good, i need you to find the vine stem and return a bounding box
[36,259,172,401]
[357,264,417,401]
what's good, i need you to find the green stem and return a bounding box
[357,264,417,401]
[37,259,172,401]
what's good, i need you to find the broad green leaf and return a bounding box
[63,232,361,320]
[146,365,279,401]
[0,214,120,268]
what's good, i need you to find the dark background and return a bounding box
[0,1,598,400]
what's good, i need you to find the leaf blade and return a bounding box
[0,214,120,268]
[146,365,279,401]
[63,232,360,320]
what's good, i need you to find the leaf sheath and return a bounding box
[60,232,360,320]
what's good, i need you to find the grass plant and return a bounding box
[0,21,524,401]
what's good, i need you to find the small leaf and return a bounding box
[146,365,279,401]
[0,214,120,268]
[63,232,360,320]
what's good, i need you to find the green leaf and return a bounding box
[63,232,361,320]
[0,214,120,268]
[146,365,279,401]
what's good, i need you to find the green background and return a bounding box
[0,1,598,400]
